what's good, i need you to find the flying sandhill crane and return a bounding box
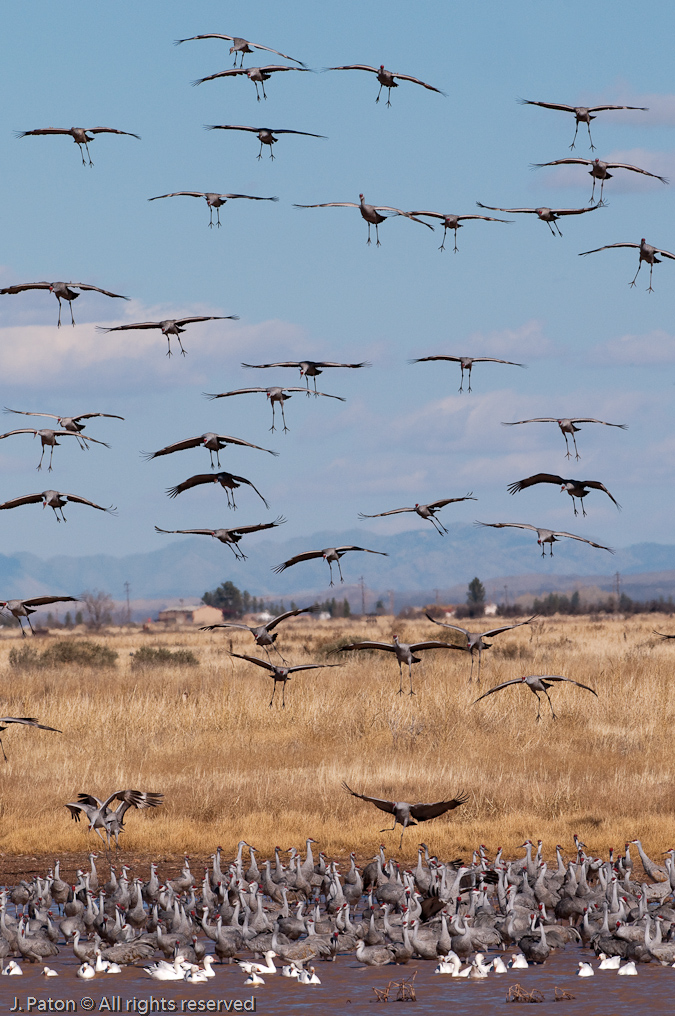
[0,717,61,762]
[473,674,597,722]
[0,490,117,521]
[205,124,326,160]
[241,359,371,394]
[148,191,278,228]
[294,194,433,246]
[517,99,648,150]
[166,471,269,509]
[227,651,341,707]
[96,315,238,356]
[402,210,512,251]
[331,634,459,695]
[476,201,600,237]
[204,386,345,432]
[175,33,305,68]
[342,782,468,848]
[409,354,526,392]
[328,65,445,106]
[475,521,614,557]
[424,614,537,682]
[201,606,320,662]
[0,596,79,636]
[143,433,278,469]
[15,127,140,166]
[273,545,387,587]
[359,494,477,536]
[155,517,285,559]
[65,790,163,848]
[579,238,675,292]
[4,408,124,437]
[502,416,627,459]
[532,157,668,204]
[0,281,129,327]
[507,473,621,516]
[193,65,312,101]
[0,428,109,471]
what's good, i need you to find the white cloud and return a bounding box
[591,329,675,366]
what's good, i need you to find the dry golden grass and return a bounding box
[0,613,673,864]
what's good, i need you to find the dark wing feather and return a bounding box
[578,480,621,508]
[22,596,79,607]
[541,675,598,696]
[266,605,320,630]
[508,473,565,494]
[272,550,324,572]
[410,794,469,821]
[481,616,537,638]
[341,781,396,814]
[472,679,523,703]
[228,652,276,672]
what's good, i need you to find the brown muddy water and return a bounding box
[0,950,672,1016]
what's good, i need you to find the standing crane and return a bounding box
[424,615,537,682]
[410,354,526,392]
[331,634,460,695]
[273,545,387,587]
[96,316,239,357]
[15,127,140,166]
[227,652,341,707]
[358,494,477,535]
[473,674,597,722]
[507,474,621,516]
[241,359,371,394]
[148,191,278,228]
[294,194,432,245]
[342,783,468,848]
[476,201,600,237]
[579,238,675,292]
[155,517,285,559]
[532,157,667,204]
[475,521,614,557]
[193,65,312,101]
[205,124,326,160]
[204,386,345,433]
[175,33,305,68]
[0,595,79,635]
[327,64,445,106]
[517,98,648,150]
[501,416,627,459]
[0,282,129,327]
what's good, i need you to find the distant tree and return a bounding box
[464,577,486,618]
[203,580,244,618]
[64,612,73,629]
[80,589,114,629]
[75,611,84,626]
[342,598,351,618]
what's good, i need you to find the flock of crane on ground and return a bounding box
[3,834,675,985]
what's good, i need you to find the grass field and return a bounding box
[0,613,673,864]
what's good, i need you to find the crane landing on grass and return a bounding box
[342,782,468,848]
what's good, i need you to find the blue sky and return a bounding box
[0,0,674,583]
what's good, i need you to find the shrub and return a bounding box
[131,646,199,669]
[9,640,118,669]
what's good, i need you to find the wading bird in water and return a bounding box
[501,416,627,460]
[148,191,278,228]
[65,790,163,848]
[359,495,477,536]
[0,490,117,521]
[97,315,239,356]
[402,210,512,251]
[294,194,433,246]
[241,359,371,394]
[175,33,305,68]
[532,157,668,204]
[473,674,597,722]
[327,65,445,106]
[166,471,269,509]
[424,615,537,682]
[331,634,459,695]
[507,473,621,516]
[0,428,109,471]
[272,545,387,586]
[205,124,327,160]
[15,127,140,166]
[193,65,312,101]
[201,606,320,663]
[0,717,61,762]
[476,201,600,237]
[155,517,285,559]
[227,652,341,707]
[0,282,129,327]
[476,521,614,557]
[517,99,648,150]
[0,596,79,636]
[579,238,675,292]
[204,386,345,433]
[143,433,278,469]
[342,782,468,848]
[409,354,526,392]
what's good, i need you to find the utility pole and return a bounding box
[614,571,621,612]
[359,575,366,616]
[389,590,395,616]
[124,581,131,624]
[504,584,509,609]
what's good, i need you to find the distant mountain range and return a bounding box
[2,525,675,613]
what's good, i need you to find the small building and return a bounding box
[484,603,498,616]
[157,604,224,626]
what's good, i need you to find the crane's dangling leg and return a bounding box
[261,81,268,101]
[563,432,571,458]
[397,660,404,695]
[328,561,335,587]
[400,826,405,849]
[533,691,542,722]
[337,558,345,584]
[439,225,448,252]
[280,401,290,433]
[56,296,63,328]
[589,176,597,204]
[271,643,288,665]
[468,653,475,683]
[37,444,46,471]
[467,366,473,392]
[216,207,222,227]
[269,402,277,432]
[379,819,398,832]
[629,259,643,288]
[408,660,415,696]
[254,82,262,101]
[429,515,447,536]
[269,680,277,708]
[257,141,264,160]
[281,679,287,709]
[48,443,55,471]
[586,121,595,151]
[68,299,76,326]
[386,87,393,108]
[366,223,372,246]
[0,737,7,762]
[543,687,557,720]
[375,83,384,104]
[569,120,580,150]
[647,261,656,293]
[572,432,580,460]
[458,365,465,393]
[453,226,460,253]
[84,141,94,167]
[375,223,381,247]
[76,141,87,166]
[208,206,214,228]
[476,648,482,685]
